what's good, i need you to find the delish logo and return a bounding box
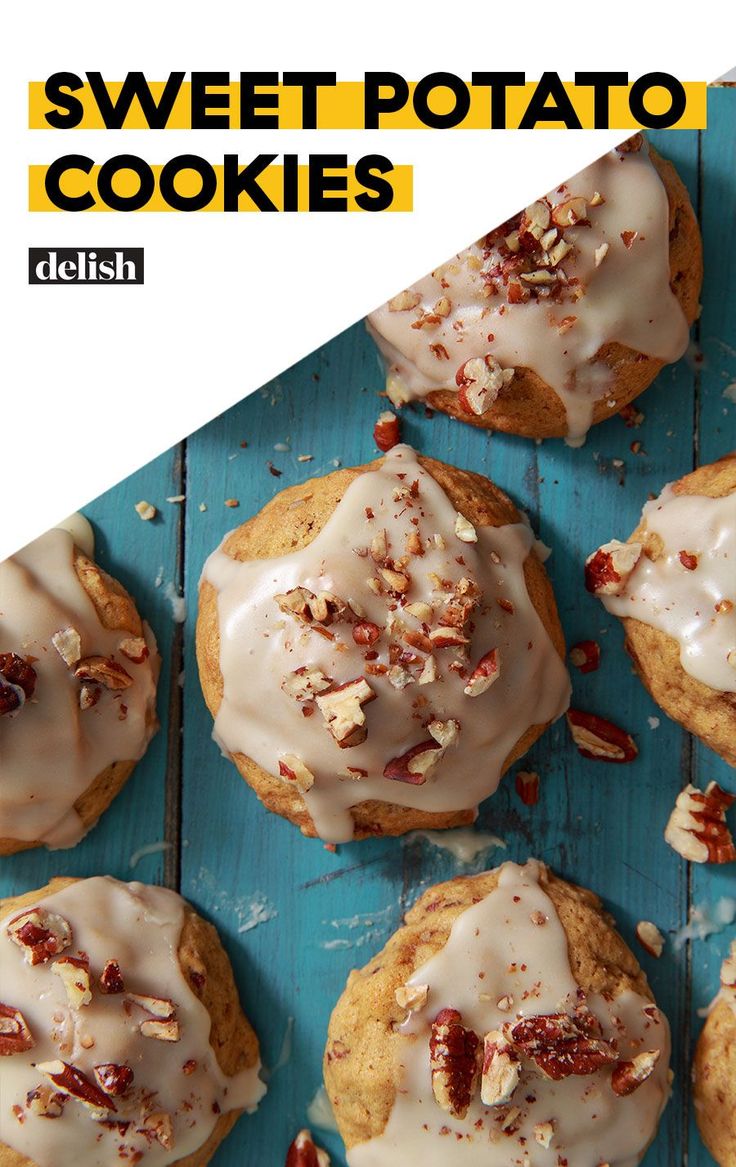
[29,247,144,284]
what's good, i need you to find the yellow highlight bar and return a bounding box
[29,79,706,130]
[28,163,413,212]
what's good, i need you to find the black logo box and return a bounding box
[29,248,144,284]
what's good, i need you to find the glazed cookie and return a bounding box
[0,517,160,853]
[197,446,570,842]
[0,875,265,1167]
[586,453,736,765]
[693,942,736,1165]
[367,137,701,445]
[325,859,671,1165]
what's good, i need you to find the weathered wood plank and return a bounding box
[688,90,736,1167]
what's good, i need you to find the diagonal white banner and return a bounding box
[1,0,735,558]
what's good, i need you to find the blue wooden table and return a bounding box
[3,95,735,1166]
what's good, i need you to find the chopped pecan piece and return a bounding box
[429,1008,481,1119]
[138,1111,174,1149]
[378,566,411,594]
[0,653,37,714]
[567,709,638,763]
[678,550,699,571]
[275,587,346,627]
[126,993,176,1019]
[405,601,433,622]
[611,1049,660,1096]
[455,355,514,416]
[278,755,316,794]
[534,1120,556,1148]
[7,909,72,965]
[316,678,377,748]
[281,667,333,702]
[418,655,438,685]
[140,1018,181,1042]
[286,1129,331,1167]
[395,984,429,1012]
[664,782,736,864]
[26,1085,66,1117]
[388,290,421,312]
[134,500,157,521]
[352,622,381,647]
[0,1003,34,1055]
[520,200,551,240]
[619,403,644,428]
[569,640,601,674]
[508,1012,617,1080]
[429,627,468,650]
[454,513,477,543]
[119,636,149,663]
[404,629,432,654]
[52,956,92,1010]
[0,652,37,698]
[99,960,125,994]
[79,684,101,711]
[617,133,643,153]
[584,540,642,596]
[635,921,665,958]
[551,197,588,227]
[94,1063,134,1096]
[374,411,401,452]
[515,770,540,806]
[427,719,460,749]
[464,649,500,696]
[51,628,82,667]
[37,1060,116,1115]
[127,992,180,1039]
[384,740,444,785]
[74,656,133,691]
[437,577,480,631]
[480,1030,520,1106]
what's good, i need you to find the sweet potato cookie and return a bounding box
[367,138,701,444]
[0,875,264,1167]
[325,859,670,1165]
[694,943,736,1165]
[587,454,736,765]
[0,522,160,853]
[197,446,570,842]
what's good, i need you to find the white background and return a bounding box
[1,1,734,558]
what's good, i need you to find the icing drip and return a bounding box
[0,877,265,1167]
[367,144,689,443]
[717,941,736,1015]
[0,529,159,846]
[202,447,570,842]
[350,861,670,1167]
[602,488,736,692]
[54,513,95,559]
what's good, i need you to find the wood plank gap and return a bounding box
[692,128,704,470]
[682,132,702,1153]
[163,439,187,891]
[681,732,695,1156]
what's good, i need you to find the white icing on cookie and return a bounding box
[367,143,689,444]
[601,486,736,692]
[202,447,570,842]
[0,877,265,1167]
[0,528,159,847]
[55,513,95,559]
[350,860,670,1167]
